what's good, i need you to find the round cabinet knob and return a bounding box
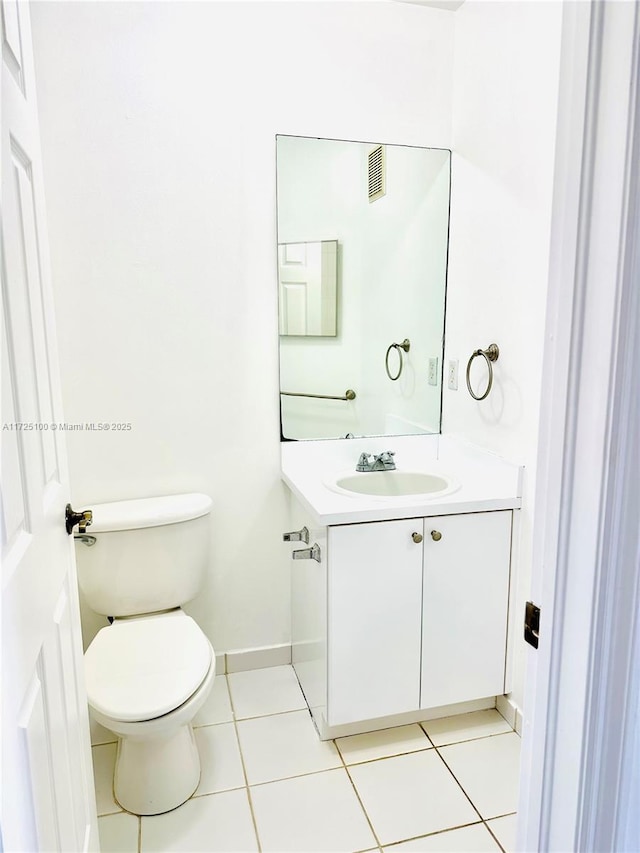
[412,532,423,543]
[430,530,442,541]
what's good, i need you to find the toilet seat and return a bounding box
[85,610,212,723]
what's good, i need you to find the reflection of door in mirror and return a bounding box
[278,240,338,336]
[276,135,450,442]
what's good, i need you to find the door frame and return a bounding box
[519,1,640,850]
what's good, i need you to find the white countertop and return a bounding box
[281,434,523,526]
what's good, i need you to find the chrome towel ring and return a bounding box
[466,343,499,400]
[385,338,411,381]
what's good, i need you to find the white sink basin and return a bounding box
[327,470,459,500]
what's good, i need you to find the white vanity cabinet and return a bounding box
[322,511,513,729]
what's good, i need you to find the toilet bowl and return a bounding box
[75,493,214,815]
[85,609,214,815]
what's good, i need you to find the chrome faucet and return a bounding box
[356,450,396,472]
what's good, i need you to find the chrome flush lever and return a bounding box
[292,543,322,563]
[74,534,97,547]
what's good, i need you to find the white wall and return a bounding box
[30,0,455,654]
[445,0,563,710]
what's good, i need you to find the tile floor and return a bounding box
[93,665,520,853]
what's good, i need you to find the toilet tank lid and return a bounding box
[86,493,212,533]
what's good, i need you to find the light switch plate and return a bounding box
[428,357,438,386]
[447,359,459,390]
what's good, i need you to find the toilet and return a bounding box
[75,493,215,816]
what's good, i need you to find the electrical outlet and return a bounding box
[428,357,438,386]
[447,359,459,390]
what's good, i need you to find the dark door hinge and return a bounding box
[524,601,540,649]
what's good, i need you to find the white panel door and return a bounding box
[327,520,423,726]
[421,511,512,709]
[278,242,322,335]
[1,3,98,850]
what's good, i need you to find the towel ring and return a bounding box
[385,339,411,381]
[466,343,499,400]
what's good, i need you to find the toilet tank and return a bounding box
[75,493,212,617]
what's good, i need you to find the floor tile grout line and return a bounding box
[337,739,383,850]
[227,667,309,722]
[97,806,125,818]
[137,815,142,853]
[232,704,309,723]
[234,736,264,853]
[435,738,520,824]
[336,721,433,745]
[93,740,124,819]
[232,704,312,723]
[191,781,247,798]
[192,717,234,730]
[335,725,435,766]
[485,809,518,852]
[483,818,508,853]
[422,727,436,749]
[245,759,347,789]
[432,744,489,824]
[487,810,518,820]
[419,725,517,749]
[336,743,435,768]
[377,819,489,850]
[226,674,263,853]
[229,702,347,787]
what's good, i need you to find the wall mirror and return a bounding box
[277,134,450,441]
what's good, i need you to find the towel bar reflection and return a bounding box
[281,389,356,401]
[385,339,411,381]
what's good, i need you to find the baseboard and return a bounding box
[314,696,497,741]
[224,643,292,674]
[496,693,523,734]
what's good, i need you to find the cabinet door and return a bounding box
[421,511,512,709]
[328,520,423,726]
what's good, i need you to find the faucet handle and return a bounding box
[356,452,373,471]
[374,450,396,470]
